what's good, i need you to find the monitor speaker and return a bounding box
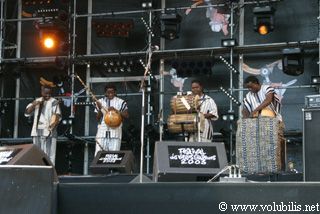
[0,144,57,182]
[90,150,134,174]
[303,108,320,181]
[153,141,228,182]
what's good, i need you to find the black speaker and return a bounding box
[0,165,55,214]
[0,144,58,182]
[90,150,134,174]
[0,144,54,166]
[153,141,228,182]
[303,108,320,181]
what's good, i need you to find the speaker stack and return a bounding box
[303,95,320,181]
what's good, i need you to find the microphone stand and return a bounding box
[139,42,154,183]
[197,109,201,142]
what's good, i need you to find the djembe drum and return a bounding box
[170,94,198,113]
[167,114,197,133]
[236,117,285,174]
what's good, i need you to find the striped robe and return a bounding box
[243,84,281,120]
[190,94,219,142]
[95,96,128,153]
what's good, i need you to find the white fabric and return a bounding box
[95,96,128,154]
[25,97,61,137]
[190,94,218,141]
[33,135,57,164]
[25,97,61,164]
[243,84,282,120]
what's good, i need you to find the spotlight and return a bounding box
[34,13,69,53]
[43,36,55,48]
[282,48,304,76]
[221,38,237,47]
[221,112,236,121]
[93,18,134,38]
[311,76,320,84]
[253,5,275,35]
[62,118,73,125]
[141,1,152,9]
[160,12,182,40]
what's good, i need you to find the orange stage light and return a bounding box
[43,36,55,49]
[258,24,269,35]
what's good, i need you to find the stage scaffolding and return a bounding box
[0,0,319,175]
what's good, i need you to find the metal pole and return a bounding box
[0,0,4,60]
[145,9,153,174]
[158,0,166,142]
[239,0,245,115]
[0,0,4,137]
[318,0,320,78]
[159,59,164,141]
[228,3,235,163]
[83,0,92,175]
[13,0,22,138]
[139,86,146,182]
[70,0,77,119]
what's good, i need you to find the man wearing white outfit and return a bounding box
[95,84,129,155]
[25,83,61,164]
[190,80,219,142]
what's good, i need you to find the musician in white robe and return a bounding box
[25,83,61,164]
[242,75,282,120]
[190,80,219,142]
[95,84,129,155]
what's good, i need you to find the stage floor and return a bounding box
[57,174,320,214]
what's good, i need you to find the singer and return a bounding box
[190,80,219,142]
[25,78,61,164]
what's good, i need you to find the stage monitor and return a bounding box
[153,141,228,182]
[90,150,134,175]
[0,144,57,182]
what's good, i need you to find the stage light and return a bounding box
[34,10,69,54]
[141,1,152,9]
[23,0,53,6]
[282,48,304,76]
[160,12,182,40]
[221,38,237,47]
[253,5,275,35]
[221,112,235,121]
[311,76,320,84]
[62,118,73,125]
[92,18,134,38]
[42,34,56,49]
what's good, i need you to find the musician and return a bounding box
[190,80,218,142]
[242,75,281,120]
[95,84,129,155]
[25,81,61,164]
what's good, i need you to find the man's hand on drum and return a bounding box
[250,109,259,118]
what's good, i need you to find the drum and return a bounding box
[252,108,276,118]
[236,117,285,174]
[170,94,198,114]
[167,113,205,134]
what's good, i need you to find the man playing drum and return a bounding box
[25,78,61,164]
[94,84,129,155]
[190,80,219,142]
[242,75,282,120]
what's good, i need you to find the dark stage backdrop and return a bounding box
[0,0,318,171]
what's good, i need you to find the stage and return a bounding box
[1,166,317,214]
